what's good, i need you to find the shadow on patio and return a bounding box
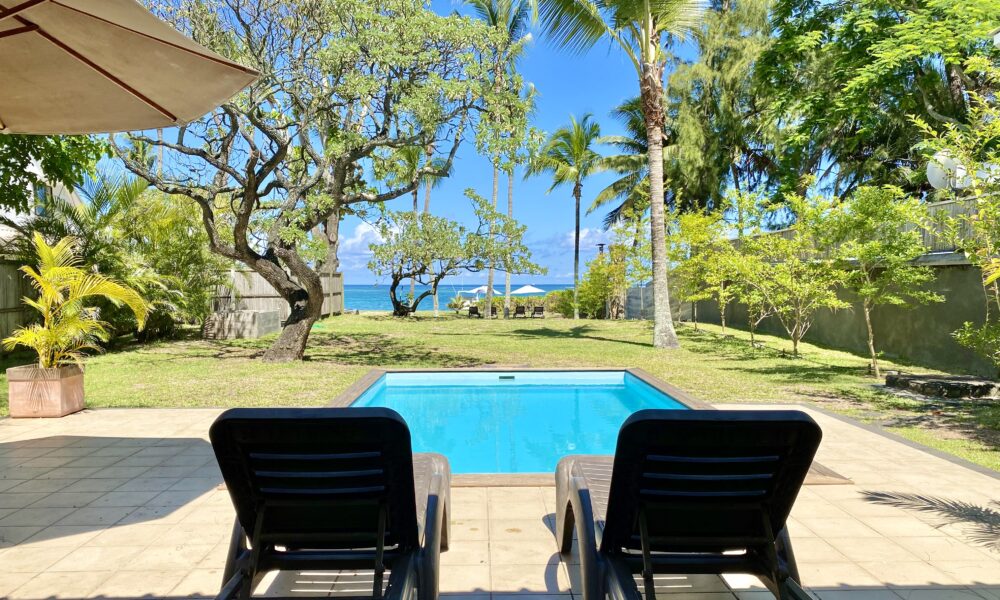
[0,435,223,548]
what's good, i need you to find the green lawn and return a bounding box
[2,313,997,471]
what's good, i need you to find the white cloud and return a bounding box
[560,227,611,250]
[339,222,384,256]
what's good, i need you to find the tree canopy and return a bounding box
[114,0,525,360]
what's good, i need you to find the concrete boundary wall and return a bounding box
[695,263,994,376]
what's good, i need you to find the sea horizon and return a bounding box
[343,282,572,312]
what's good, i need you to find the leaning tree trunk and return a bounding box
[485,163,499,319]
[504,169,514,317]
[572,182,581,320]
[259,260,325,362]
[641,56,679,348]
[389,277,412,317]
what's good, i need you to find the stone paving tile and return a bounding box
[20,524,102,549]
[46,545,145,573]
[0,406,998,599]
[170,567,225,597]
[7,570,112,599]
[489,563,570,593]
[443,539,491,566]
[90,569,189,597]
[0,525,42,547]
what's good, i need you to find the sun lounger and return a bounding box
[210,407,451,600]
[488,306,498,318]
[513,306,527,318]
[531,306,544,318]
[469,306,482,318]
[555,409,821,600]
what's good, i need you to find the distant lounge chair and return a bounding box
[210,408,451,600]
[488,306,499,319]
[469,306,482,318]
[531,306,545,318]
[555,410,821,600]
[513,306,527,318]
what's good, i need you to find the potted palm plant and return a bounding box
[3,233,149,418]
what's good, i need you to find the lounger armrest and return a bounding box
[556,459,604,600]
[417,454,451,600]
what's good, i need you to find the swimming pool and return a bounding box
[347,369,697,474]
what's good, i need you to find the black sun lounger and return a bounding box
[469,306,482,318]
[210,407,451,600]
[513,305,527,318]
[555,410,821,600]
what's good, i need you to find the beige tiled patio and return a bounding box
[0,406,997,600]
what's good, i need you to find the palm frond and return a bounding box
[537,0,613,56]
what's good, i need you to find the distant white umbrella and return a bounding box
[462,285,493,295]
[511,284,545,295]
[0,0,258,134]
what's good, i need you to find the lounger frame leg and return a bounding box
[418,468,450,600]
[557,474,603,600]
[219,518,253,599]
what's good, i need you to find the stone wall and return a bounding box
[695,263,995,376]
[203,310,281,340]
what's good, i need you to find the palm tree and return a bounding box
[527,113,602,319]
[536,0,704,347]
[592,98,655,229]
[3,233,149,368]
[503,88,538,316]
[466,0,535,317]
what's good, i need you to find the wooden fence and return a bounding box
[213,269,344,323]
[0,260,32,341]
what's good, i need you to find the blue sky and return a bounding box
[341,1,694,285]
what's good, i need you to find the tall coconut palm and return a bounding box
[536,0,704,347]
[503,87,539,315]
[467,0,536,317]
[592,98,655,229]
[527,113,602,319]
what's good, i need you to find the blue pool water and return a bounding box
[350,371,688,473]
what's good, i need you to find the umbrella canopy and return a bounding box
[461,285,493,295]
[0,0,259,134]
[511,285,546,295]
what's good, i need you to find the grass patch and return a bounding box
[1,313,996,472]
[887,426,1000,472]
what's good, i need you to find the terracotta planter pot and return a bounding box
[6,365,84,418]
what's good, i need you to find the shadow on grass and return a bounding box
[677,326,871,383]
[508,325,653,348]
[862,491,1000,552]
[185,331,480,368]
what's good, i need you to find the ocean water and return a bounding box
[351,370,687,473]
[343,283,572,312]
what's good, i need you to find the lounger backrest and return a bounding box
[210,407,419,552]
[601,410,821,554]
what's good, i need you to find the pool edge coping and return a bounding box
[329,367,713,486]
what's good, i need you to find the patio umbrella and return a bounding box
[0,0,259,134]
[462,285,493,295]
[511,284,546,295]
